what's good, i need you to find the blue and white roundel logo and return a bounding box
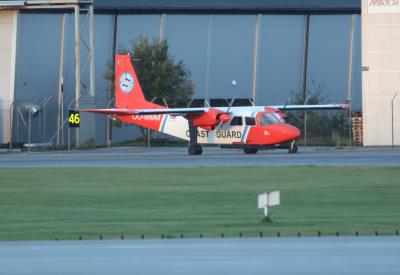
[119,72,134,94]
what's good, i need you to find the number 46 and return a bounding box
[69,113,80,124]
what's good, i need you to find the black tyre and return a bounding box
[188,145,198,155]
[188,144,202,155]
[195,145,203,155]
[244,148,258,154]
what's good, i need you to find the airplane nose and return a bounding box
[283,124,301,139]
[292,126,301,139]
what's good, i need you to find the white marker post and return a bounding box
[258,190,280,220]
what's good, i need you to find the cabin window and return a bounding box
[259,113,280,126]
[245,117,256,126]
[230,116,243,126]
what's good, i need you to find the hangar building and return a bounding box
[0,0,369,146]
[362,0,400,146]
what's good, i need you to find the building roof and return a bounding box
[0,0,361,13]
[94,0,361,13]
[0,0,92,10]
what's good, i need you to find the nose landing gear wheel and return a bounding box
[244,148,258,154]
[288,140,298,154]
[188,144,202,155]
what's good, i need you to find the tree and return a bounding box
[285,80,349,146]
[105,37,194,108]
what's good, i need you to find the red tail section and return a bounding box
[115,54,162,110]
[114,54,165,131]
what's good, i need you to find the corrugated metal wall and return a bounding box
[12,12,361,145]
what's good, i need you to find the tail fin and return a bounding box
[115,54,161,109]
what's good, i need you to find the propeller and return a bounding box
[215,97,235,131]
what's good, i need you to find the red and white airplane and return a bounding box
[82,54,348,155]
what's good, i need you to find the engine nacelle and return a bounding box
[186,109,230,131]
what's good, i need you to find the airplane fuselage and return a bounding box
[115,106,301,146]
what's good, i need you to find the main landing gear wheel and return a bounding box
[244,148,258,154]
[288,140,298,154]
[188,144,202,155]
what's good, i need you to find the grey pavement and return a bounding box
[0,146,400,167]
[0,237,399,275]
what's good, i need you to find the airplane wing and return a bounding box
[82,107,208,116]
[272,104,349,111]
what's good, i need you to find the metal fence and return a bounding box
[4,96,96,152]
[2,95,356,152]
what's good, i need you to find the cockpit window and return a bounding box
[273,113,285,123]
[259,113,281,126]
[230,116,243,126]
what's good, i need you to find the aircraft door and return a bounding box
[212,116,244,144]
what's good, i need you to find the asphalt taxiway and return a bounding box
[0,146,399,168]
[0,237,399,275]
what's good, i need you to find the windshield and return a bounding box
[259,113,281,126]
[273,113,285,123]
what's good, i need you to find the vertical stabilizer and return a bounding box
[115,54,160,109]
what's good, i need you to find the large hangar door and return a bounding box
[0,11,17,144]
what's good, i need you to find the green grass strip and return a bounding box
[0,167,399,240]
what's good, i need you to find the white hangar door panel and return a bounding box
[0,11,17,144]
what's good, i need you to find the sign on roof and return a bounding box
[368,0,400,14]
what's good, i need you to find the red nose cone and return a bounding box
[280,124,301,141]
[288,125,301,139]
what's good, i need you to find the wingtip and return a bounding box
[340,103,350,109]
